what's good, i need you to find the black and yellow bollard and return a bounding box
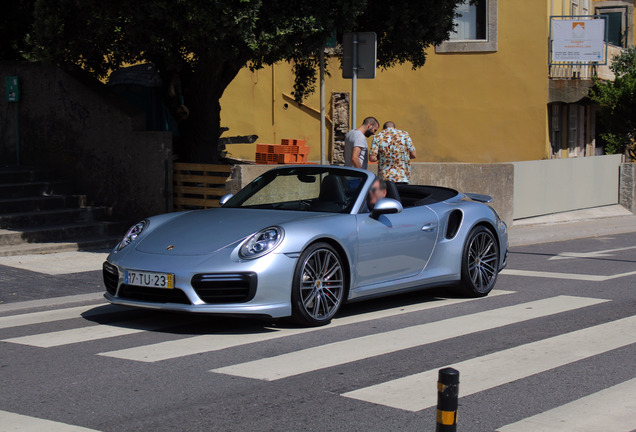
[435,367,459,432]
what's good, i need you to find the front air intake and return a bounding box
[191,273,257,304]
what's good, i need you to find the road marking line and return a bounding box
[211,296,608,381]
[2,317,196,348]
[0,292,105,314]
[0,304,129,330]
[0,410,101,431]
[496,377,636,431]
[98,290,515,362]
[501,269,636,281]
[548,245,636,261]
[342,315,636,412]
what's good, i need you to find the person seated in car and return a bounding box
[368,179,387,210]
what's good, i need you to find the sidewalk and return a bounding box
[509,205,636,246]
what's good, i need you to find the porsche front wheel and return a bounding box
[291,243,345,326]
[459,226,500,297]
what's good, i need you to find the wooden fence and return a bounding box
[173,163,231,210]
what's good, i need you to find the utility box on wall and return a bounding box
[5,76,20,102]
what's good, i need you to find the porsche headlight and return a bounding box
[116,220,148,251]
[239,226,284,259]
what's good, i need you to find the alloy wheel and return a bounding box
[299,248,344,321]
[467,231,498,292]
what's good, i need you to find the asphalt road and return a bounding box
[0,232,635,431]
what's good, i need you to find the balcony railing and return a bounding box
[549,43,624,81]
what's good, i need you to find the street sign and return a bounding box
[342,32,377,79]
[325,30,338,49]
[5,76,20,102]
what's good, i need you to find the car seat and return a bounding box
[313,175,347,212]
[385,181,401,203]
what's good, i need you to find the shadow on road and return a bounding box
[80,285,465,335]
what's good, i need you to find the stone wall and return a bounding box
[0,62,172,220]
[330,92,349,164]
[619,163,636,213]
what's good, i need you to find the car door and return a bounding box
[355,206,439,287]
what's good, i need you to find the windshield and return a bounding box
[224,167,367,213]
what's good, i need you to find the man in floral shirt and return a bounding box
[369,121,417,183]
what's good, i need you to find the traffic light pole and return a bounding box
[351,33,358,130]
[319,47,326,165]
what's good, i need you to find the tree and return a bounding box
[0,0,36,60]
[589,47,636,160]
[32,0,463,162]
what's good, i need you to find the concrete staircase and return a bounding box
[0,167,128,256]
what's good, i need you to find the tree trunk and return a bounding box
[179,61,241,163]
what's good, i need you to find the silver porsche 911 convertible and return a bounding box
[103,165,508,326]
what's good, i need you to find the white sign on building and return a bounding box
[551,19,605,63]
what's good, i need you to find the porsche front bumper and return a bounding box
[103,251,298,318]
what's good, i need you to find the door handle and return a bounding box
[421,223,437,232]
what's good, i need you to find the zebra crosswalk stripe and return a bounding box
[0,410,101,432]
[0,304,128,330]
[2,317,196,348]
[211,295,608,381]
[98,290,514,362]
[496,377,636,432]
[0,292,105,314]
[342,315,636,412]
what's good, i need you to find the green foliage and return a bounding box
[32,0,359,82]
[26,0,464,161]
[590,47,636,159]
[31,0,462,95]
[0,0,36,60]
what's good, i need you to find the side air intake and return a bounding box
[446,210,463,239]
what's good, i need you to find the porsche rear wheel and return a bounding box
[291,243,345,326]
[459,226,499,297]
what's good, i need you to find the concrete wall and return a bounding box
[0,62,172,220]
[226,162,515,225]
[407,163,514,224]
[512,154,623,219]
[219,0,549,164]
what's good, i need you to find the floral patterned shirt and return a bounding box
[370,128,415,183]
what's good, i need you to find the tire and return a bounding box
[291,242,346,326]
[459,225,500,297]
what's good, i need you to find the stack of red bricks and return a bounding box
[255,139,309,164]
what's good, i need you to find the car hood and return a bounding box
[135,208,321,256]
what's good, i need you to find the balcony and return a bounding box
[549,43,624,81]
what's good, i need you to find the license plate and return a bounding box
[125,270,174,289]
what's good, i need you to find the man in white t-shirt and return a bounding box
[344,116,379,169]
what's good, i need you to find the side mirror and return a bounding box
[371,198,403,219]
[219,193,233,206]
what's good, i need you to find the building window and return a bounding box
[436,0,498,53]
[598,9,627,47]
[582,0,589,15]
[568,105,579,155]
[571,0,591,15]
[449,1,487,40]
[594,1,634,48]
[550,104,563,156]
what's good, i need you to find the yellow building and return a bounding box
[219,0,635,163]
